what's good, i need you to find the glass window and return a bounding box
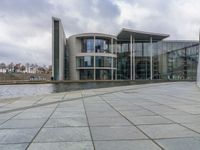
[96,56,112,67]
[80,70,94,80]
[95,39,110,53]
[77,56,94,67]
[96,69,111,80]
[82,38,94,53]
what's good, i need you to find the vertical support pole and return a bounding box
[150,37,153,80]
[133,37,135,80]
[130,35,133,80]
[111,38,114,80]
[94,35,96,80]
[197,29,200,86]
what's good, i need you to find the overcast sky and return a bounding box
[0,0,200,66]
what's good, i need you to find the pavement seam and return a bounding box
[100,95,165,150]
[24,93,66,150]
[82,94,96,150]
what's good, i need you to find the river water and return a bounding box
[0,82,138,99]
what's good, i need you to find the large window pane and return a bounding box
[96,56,112,67]
[80,70,94,80]
[77,56,94,67]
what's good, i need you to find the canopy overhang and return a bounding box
[117,28,169,42]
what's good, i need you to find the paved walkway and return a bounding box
[0,82,200,150]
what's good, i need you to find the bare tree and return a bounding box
[8,62,14,72]
[20,65,26,73]
[0,63,6,73]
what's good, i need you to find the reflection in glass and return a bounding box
[80,69,94,80]
[96,69,111,80]
[77,56,94,67]
[96,56,112,67]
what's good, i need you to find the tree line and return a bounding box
[0,62,52,74]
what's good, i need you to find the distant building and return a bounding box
[52,17,199,81]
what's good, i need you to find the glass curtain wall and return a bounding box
[77,56,94,67]
[166,43,199,80]
[117,42,130,80]
[80,70,94,80]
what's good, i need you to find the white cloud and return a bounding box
[0,0,199,65]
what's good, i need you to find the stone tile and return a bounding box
[0,143,28,150]
[34,127,91,142]
[45,117,87,127]
[55,107,84,112]
[87,111,120,118]
[88,117,131,126]
[127,115,172,125]
[0,119,46,129]
[94,140,162,150]
[51,111,85,118]
[13,112,51,119]
[0,112,20,120]
[138,124,200,139]
[84,106,113,112]
[0,119,6,125]
[28,141,94,150]
[164,115,200,124]
[91,126,147,140]
[0,128,39,144]
[156,137,200,150]
[120,110,156,116]
[183,123,200,133]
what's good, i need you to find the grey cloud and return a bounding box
[0,0,199,65]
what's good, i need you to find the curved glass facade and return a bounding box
[82,38,94,53]
[96,69,111,80]
[95,38,111,53]
[77,56,94,67]
[96,56,112,67]
[82,38,112,53]
[80,69,94,80]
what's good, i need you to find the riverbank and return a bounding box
[0,79,195,85]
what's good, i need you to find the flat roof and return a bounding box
[117,28,169,42]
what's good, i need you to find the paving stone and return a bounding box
[182,123,200,133]
[138,124,200,139]
[34,127,91,142]
[120,110,156,116]
[87,111,120,118]
[13,112,51,119]
[0,119,46,129]
[156,137,200,150]
[51,111,85,118]
[164,115,200,124]
[0,143,28,150]
[94,140,162,150]
[91,126,147,140]
[127,115,172,125]
[45,117,87,127]
[0,112,20,120]
[28,141,94,150]
[88,117,131,126]
[0,128,39,144]
[0,119,6,125]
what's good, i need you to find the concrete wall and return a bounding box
[68,35,81,80]
[52,17,66,80]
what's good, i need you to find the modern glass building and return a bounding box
[52,17,199,81]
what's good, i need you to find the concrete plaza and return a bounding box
[0,82,200,150]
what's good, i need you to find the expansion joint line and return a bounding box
[81,93,96,150]
[25,94,66,150]
[99,95,165,150]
